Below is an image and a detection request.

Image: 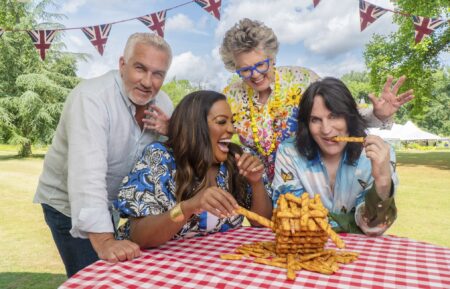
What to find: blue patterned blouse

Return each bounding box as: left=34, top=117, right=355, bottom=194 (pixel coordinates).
left=114, top=142, right=271, bottom=240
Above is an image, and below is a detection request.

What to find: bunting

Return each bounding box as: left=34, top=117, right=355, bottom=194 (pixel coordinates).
left=82, top=24, right=112, bottom=55
left=359, top=0, right=387, bottom=31
left=137, top=10, right=167, bottom=38
left=195, top=0, right=221, bottom=20
left=1, top=0, right=448, bottom=61
left=412, top=16, right=446, bottom=44
left=27, top=30, right=57, bottom=60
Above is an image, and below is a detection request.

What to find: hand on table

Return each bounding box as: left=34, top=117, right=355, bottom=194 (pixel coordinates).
left=368, top=75, right=414, bottom=122
left=89, top=232, right=141, bottom=263
left=235, top=153, right=264, bottom=184
left=143, top=104, right=170, bottom=136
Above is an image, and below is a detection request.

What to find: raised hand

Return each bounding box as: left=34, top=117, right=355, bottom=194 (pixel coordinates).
left=143, top=104, right=170, bottom=136
left=364, top=135, right=392, bottom=199
left=235, top=153, right=264, bottom=184
left=368, top=75, right=414, bottom=121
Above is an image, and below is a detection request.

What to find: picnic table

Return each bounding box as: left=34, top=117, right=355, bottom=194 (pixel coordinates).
left=60, top=227, right=450, bottom=289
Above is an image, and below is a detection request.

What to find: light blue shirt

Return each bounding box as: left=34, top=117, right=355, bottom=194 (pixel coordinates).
left=272, top=137, right=398, bottom=235
left=34, top=70, right=173, bottom=238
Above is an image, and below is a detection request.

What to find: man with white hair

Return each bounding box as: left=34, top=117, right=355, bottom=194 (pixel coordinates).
left=34, top=33, right=174, bottom=277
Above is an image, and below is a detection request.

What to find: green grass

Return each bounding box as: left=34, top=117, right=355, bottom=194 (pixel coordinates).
left=0, top=146, right=449, bottom=289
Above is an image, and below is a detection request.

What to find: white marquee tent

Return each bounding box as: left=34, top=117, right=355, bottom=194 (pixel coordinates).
left=368, top=121, right=442, bottom=141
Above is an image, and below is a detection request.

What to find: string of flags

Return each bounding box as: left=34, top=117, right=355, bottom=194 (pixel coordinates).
left=0, top=0, right=447, bottom=61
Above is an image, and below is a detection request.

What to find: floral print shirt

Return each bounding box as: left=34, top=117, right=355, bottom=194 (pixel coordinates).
left=272, top=138, right=398, bottom=236
left=114, top=142, right=272, bottom=240
left=224, top=66, right=320, bottom=181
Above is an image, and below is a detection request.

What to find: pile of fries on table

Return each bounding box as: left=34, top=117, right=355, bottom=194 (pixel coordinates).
left=221, top=193, right=359, bottom=280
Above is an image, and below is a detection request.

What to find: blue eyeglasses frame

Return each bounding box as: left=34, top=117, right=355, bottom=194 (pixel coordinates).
left=235, top=58, right=271, bottom=79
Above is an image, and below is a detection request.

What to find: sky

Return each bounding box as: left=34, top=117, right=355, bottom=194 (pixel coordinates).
left=44, top=0, right=448, bottom=90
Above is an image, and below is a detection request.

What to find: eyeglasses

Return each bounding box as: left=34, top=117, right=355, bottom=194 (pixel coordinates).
left=235, top=58, right=270, bottom=80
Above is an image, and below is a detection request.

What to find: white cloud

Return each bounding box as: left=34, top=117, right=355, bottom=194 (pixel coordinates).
left=216, top=0, right=397, bottom=58
left=165, top=13, right=209, bottom=35
left=60, top=0, right=87, bottom=14
left=166, top=51, right=228, bottom=90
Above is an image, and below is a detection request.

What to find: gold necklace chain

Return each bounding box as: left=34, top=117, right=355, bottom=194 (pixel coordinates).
left=246, top=70, right=282, bottom=157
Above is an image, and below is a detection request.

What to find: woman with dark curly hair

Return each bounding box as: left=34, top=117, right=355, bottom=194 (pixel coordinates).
left=272, top=77, right=398, bottom=236
left=114, top=90, right=272, bottom=248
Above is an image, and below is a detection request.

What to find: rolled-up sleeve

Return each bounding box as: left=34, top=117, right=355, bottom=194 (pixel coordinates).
left=67, top=90, right=113, bottom=238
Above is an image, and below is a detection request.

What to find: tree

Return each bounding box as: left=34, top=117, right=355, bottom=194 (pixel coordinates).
left=0, top=0, right=79, bottom=156
left=162, top=78, right=198, bottom=106
left=364, top=0, right=449, bottom=123
left=341, top=71, right=372, bottom=104
left=418, top=68, right=450, bottom=136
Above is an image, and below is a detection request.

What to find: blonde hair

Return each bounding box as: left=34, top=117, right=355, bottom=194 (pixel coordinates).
left=220, top=18, right=279, bottom=71
left=123, top=33, right=172, bottom=65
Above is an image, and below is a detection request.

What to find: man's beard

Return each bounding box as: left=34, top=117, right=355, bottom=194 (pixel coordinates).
left=127, top=88, right=155, bottom=106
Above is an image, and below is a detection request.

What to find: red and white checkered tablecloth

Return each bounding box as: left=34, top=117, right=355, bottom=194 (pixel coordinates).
left=60, top=227, right=450, bottom=289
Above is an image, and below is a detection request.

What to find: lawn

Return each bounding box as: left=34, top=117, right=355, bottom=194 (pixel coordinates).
left=0, top=145, right=449, bottom=289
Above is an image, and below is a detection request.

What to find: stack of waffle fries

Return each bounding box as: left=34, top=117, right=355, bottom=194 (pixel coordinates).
left=221, top=193, right=359, bottom=280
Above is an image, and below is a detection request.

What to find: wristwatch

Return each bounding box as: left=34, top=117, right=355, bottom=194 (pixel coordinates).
left=169, top=202, right=185, bottom=222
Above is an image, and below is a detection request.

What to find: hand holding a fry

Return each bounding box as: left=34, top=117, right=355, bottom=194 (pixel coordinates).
left=364, top=135, right=392, bottom=198
left=235, top=153, right=264, bottom=184
left=183, top=186, right=239, bottom=218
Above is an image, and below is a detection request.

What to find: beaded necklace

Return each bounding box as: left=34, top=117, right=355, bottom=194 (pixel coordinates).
left=246, top=70, right=282, bottom=157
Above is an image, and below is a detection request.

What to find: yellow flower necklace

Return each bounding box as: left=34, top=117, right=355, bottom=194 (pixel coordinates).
left=246, top=71, right=282, bottom=157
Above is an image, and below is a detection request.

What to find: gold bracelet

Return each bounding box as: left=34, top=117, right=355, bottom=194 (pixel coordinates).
left=169, top=202, right=185, bottom=222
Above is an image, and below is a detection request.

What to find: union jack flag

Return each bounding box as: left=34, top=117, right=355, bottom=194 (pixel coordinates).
left=313, top=0, right=320, bottom=7
left=359, top=0, right=387, bottom=32
left=195, top=0, right=221, bottom=20
left=82, top=24, right=112, bottom=55
left=27, top=29, right=57, bottom=60
left=412, top=16, right=445, bottom=44
left=138, top=10, right=167, bottom=38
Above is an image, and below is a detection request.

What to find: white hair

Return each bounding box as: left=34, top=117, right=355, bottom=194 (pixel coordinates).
left=123, top=33, right=172, bottom=65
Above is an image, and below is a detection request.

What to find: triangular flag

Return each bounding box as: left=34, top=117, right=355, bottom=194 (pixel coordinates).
left=195, top=0, right=221, bottom=20
left=82, top=24, right=112, bottom=55
left=412, top=16, right=445, bottom=44
left=0, top=28, right=4, bottom=38
left=27, top=29, right=57, bottom=60
left=137, top=10, right=167, bottom=38
left=313, top=0, right=320, bottom=7
left=359, top=0, right=388, bottom=31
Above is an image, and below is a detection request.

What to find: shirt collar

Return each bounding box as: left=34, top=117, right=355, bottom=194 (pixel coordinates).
left=307, top=149, right=357, bottom=167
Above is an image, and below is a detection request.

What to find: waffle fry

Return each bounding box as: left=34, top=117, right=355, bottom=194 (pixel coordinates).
left=332, top=136, right=365, bottom=143
left=221, top=193, right=358, bottom=280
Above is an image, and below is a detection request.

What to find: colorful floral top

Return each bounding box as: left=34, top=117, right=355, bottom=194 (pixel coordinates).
left=224, top=66, right=320, bottom=181
left=113, top=142, right=272, bottom=240
left=272, top=138, right=398, bottom=236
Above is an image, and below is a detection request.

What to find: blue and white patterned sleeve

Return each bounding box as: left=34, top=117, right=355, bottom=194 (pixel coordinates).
left=271, top=140, right=306, bottom=207
left=114, top=142, right=175, bottom=218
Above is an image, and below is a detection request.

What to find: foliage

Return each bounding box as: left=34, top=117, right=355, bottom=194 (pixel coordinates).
left=417, top=68, right=450, bottom=136
left=162, top=78, right=199, bottom=106
left=0, top=0, right=79, bottom=157
left=341, top=71, right=372, bottom=103
left=363, top=0, right=449, bottom=122
left=341, top=68, right=450, bottom=136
